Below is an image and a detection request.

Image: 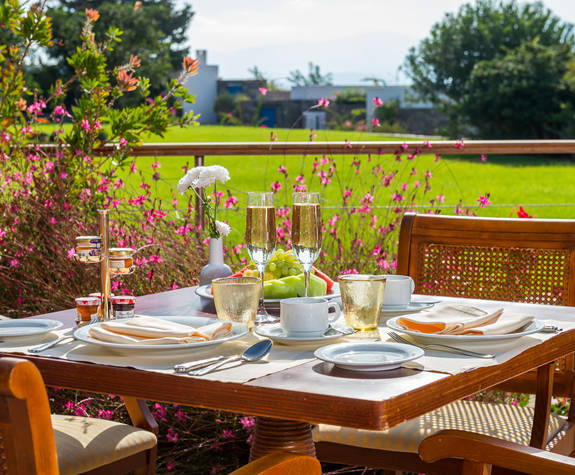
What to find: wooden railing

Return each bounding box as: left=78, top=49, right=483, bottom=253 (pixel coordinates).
left=35, top=139, right=575, bottom=227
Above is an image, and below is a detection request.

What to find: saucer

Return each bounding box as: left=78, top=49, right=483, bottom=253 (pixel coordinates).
left=255, top=323, right=346, bottom=346
left=314, top=342, right=424, bottom=371
left=381, top=302, right=434, bottom=313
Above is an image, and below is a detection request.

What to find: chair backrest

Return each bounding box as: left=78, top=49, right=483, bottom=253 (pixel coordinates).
left=398, top=212, right=575, bottom=306
left=0, top=357, right=59, bottom=474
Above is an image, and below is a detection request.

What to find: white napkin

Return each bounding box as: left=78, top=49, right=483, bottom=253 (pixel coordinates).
left=458, top=312, right=534, bottom=335
left=89, top=316, right=232, bottom=344
left=398, top=305, right=506, bottom=334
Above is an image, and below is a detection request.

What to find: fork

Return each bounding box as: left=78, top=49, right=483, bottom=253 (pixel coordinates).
left=387, top=331, right=495, bottom=359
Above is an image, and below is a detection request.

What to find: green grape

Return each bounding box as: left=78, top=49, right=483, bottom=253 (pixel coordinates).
left=268, top=262, right=276, bottom=272
left=289, top=267, right=299, bottom=276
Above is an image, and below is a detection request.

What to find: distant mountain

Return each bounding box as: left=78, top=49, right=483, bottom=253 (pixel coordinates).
left=195, top=30, right=419, bottom=86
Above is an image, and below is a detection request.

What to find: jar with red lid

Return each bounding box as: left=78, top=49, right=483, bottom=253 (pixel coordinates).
left=111, top=296, right=136, bottom=319
left=75, top=297, right=100, bottom=324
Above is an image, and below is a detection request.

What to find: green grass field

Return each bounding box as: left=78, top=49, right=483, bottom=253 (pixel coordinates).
left=40, top=124, right=575, bottom=236
left=130, top=125, right=575, bottom=225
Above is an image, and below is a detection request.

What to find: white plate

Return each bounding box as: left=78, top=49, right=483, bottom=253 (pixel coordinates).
left=0, top=319, right=63, bottom=337
left=381, top=302, right=434, bottom=314
left=74, top=316, right=249, bottom=353
left=314, top=342, right=424, bottom=371
left=255, top=323, right=346, bottom=346
left=386, top=317, right=545, bottom=348
left=195, top=283, right=340, bottom=309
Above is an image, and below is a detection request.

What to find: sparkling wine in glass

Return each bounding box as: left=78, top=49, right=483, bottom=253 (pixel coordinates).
left=245, top=192, right=278, bottom=325
left=292, top=192, right=322, bottom=297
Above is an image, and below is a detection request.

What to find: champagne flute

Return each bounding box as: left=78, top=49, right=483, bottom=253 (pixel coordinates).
left=245, top=192, right=278, bottom=325
left=292, top=192, right=322, bottom=297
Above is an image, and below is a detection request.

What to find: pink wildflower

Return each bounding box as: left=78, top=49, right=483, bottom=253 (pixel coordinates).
left=480, top=154, right=487, bottom=162
left=222, top=429, right=235, bottom=439
left=343, top=188, right=352, bottom=198
left=151, top=161, right=161, bottom=169
left=477, top=195, right=490, bottom=208
left=240, top=416, right=255, bottom=429
left=270, top=181, right=282, bottom=193
left=341, top=268, right=359, bottom=275
left=425, top=171, right=432, bottom=178
left=10, top=259, right=19, bottom=267
left=278, top=165, right=287, bottom=174
left=371, top=118, right=380, bottom=128
left=53, top=105, right=66, bottom=116
left=166, top=428, right=179, bottom=443
left=119, top=138, right=128, bottom=148
left=93, top=120, right=102, bottom=130
left=317, top=97, right=330, bottom=108
left=258, top=87, right=268, bottom=96
left=454, top=139, right=464, bottom=150
left=67, top=248, right=76, bottom=258
left=372, top=97, right=383, bottom=107
left=49, top=217, right=57, bottom=224
left=437, top=194, right=445, bottom=203
left=80, top=120, right=91, bottom=132
left=97, top=410, right=114, bottom=419
left=400, top=143, right=409, bottom=152
left=423, top=140, right=432, bottom=148
left=45, top=161, right=54, bottom=172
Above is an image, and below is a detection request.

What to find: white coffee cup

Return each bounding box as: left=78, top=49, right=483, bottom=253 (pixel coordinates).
left=280, top=297, right=340, bottom=337
left=382, top=275, right=414, bottom=307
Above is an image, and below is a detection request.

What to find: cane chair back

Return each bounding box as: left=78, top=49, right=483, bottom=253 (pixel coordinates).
left=397, top=212, right=575, bottom=307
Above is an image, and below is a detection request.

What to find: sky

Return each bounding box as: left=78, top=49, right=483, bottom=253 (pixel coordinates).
left=179, top=0, right=575, bottom=87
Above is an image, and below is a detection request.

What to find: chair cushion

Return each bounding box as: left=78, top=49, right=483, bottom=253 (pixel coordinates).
left=313, top=400, right=566, bottom=453
left=52, top=414, right=157, bottom=475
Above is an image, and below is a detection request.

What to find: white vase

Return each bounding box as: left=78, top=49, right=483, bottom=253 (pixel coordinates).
left=199, top=237, right=233, bottom=286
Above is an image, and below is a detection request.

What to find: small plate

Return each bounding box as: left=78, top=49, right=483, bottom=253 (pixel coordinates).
left=410, top=295, right=442, bottom=305
left=74, top=316, right=249, bottom=354
left=195, top=283, right=340, bottom=311
left=0, top=319, right=63, bottom=337
left=381, top=302, right=434, bottom=314
left=255, top=323, right=346, bottom=346
left=386, top=317, right=545, bottom=348
left=314, top=342, right=424, bottom=372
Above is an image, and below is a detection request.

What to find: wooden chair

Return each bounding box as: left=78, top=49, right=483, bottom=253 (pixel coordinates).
left=230, top=452, right=322, bottom=474
left=314, top=213, right=575, bottom=473
left=0, top=356, right=157, bottom=474
left=419, top=429, right=575, bottom=475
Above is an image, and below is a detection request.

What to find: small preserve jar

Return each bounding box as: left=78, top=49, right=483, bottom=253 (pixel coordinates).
left=75, top=297, right=100, bottom=324
left=109, top=248, right=134, bottom=274
left=111, top=296, right=136, bottom=319
left=75, top=236, right=102, bottom=263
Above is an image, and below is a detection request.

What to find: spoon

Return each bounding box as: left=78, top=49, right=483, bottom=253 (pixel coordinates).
left=188, top=339, right=273, bottom=376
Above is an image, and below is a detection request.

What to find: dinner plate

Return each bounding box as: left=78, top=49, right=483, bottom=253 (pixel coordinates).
left=314, top=342, right=424, bottom=371
left=386, top=317, right=545, bottom=348
left=0, top=319, right=63, bottom=337
left=74, top=316, right=249, bottom=354
left=255, top=323, right=346, bottom=346
left=195, top=283, right=341, bottom=311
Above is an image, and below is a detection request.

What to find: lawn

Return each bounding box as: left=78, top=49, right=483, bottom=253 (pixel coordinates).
left=123, top=125, right=575, bottom=234
left=40, top=124, right=575, bottom=235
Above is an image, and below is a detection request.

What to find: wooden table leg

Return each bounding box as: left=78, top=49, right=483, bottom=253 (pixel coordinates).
left=249, top=416, right=316, bottom=460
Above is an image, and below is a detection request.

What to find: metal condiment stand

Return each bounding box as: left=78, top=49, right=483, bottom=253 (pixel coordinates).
left=98, top=209, right=112, bottom=320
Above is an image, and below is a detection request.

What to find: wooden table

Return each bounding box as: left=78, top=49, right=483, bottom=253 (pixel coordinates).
left=11, top=287, right=575, bottom=460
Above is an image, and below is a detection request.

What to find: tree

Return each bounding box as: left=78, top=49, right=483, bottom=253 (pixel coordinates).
left=462, top=40, right=575, bottom=138
left=403, top=0, right=575, bottom=136
left=32, top=0, right=193, bottom=99
left=288, top=62, right=333, bottom=86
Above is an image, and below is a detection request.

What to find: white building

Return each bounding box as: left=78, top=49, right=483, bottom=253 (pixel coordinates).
left=366, top=86, right=433, bottom=123
left=182, top=50, right=218, bottom=124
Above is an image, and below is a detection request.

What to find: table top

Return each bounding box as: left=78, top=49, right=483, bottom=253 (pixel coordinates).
left=10, top=287, right=575, bottom=431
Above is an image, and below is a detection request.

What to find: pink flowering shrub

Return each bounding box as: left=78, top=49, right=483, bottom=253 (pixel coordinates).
left=0, top=4, right=206, bottom=317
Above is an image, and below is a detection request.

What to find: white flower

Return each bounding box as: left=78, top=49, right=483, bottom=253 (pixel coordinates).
left=215, top=220, right=231, bottom=237
left=177, top=165, right=230, bottom=194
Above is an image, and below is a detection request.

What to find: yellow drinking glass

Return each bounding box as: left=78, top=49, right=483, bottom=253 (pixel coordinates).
left=212, top=277, right=261, bottom=329
left=338, top=274, right=387, bottom=332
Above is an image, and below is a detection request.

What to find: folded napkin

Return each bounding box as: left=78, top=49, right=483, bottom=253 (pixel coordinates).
left=397, top=305, right=534, bottom=336
left=89, top=316, right=232, bottom=345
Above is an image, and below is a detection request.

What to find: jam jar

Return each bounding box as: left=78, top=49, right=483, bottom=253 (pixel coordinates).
left=109, top=248, right=135, bottom=274
left=75, top=297, right=100, bottom=323
left=75, top=236, right=102, bottom=263
left=111, top=296, right=136, bottom=319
